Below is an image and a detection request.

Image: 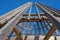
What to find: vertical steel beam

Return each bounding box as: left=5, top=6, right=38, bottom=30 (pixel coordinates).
left=28, top=5, right=32, bottom=19
left=35, top=5, right=41, bottom=19
left=43, top=21, right=49, bottom=31
left=18, top=23, right=22, bottom=32
left=30, top=22, right=32, bottom=34
left=34, top=22, right=37, bottom=34
left=36, top=22, right=40, bottom=34
left=36, top=3, right=60, bottom=30
left=34, top=35, right=39, bottom=40
left=13, top=27, right=23, bottom=40
left=0, top=2, right=32, bottom=40
left=0, top=3, right=31, bottom=28
left=44, top=25, right=56, bottom=40
left=24, top=36, right=27, bottom=40
left=40, top=21, right=46, bottom=34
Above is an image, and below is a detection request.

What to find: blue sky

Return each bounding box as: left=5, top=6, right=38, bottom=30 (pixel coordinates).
left=0, top=0, right=60, bottom=16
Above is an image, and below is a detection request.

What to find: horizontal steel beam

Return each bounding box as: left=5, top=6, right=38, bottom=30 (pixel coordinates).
left=0, top=14, right=47, bottom=28
left=23, top=13, right=45, bottom=16
left=20, top=18, right=49, bottom=22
